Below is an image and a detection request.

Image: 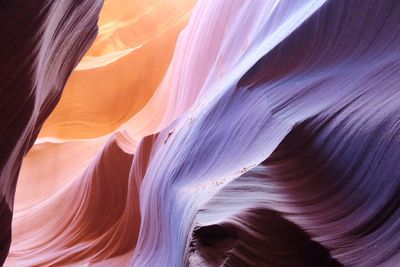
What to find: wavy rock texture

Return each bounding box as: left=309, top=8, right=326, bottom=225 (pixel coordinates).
left=131, top=0, right=400, bottom=266
left=7, top=0, right=196, bottom=265
left=39, top=0, right=196, bottom=140
left=3, top=0, right=400, bottom=266
left=0, top=0, right=102, bottom=264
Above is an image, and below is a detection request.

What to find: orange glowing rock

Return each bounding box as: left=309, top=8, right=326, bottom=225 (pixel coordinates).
left=39, top=0, right=196, bottom=140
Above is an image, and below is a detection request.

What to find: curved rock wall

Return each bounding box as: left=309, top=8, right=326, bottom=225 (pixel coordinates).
left=0, top=0, right=102, bottom=264
left=2, top=0, right=400, bottom=266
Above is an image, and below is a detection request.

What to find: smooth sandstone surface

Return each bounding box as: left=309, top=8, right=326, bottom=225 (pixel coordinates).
left=0, top=0, right=102, bottom=264
left=2, top=1, right=400, bottom=266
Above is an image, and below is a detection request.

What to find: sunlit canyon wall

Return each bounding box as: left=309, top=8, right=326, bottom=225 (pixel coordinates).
left=1, top=0, right=400, bottom=266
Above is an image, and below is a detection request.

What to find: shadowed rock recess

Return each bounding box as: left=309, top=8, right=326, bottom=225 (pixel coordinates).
left=2, top=0, right=400, bottom=266
left=0, top=0, right=103, bottom=264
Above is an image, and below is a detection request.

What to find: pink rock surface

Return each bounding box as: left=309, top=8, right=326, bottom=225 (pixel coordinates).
left=2, top=0, right=400, bottom=266
left=0, top=0, right=102, bottom=264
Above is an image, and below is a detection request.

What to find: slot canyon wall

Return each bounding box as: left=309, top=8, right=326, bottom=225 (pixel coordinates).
left=1, top=0, right=400, bottom=266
